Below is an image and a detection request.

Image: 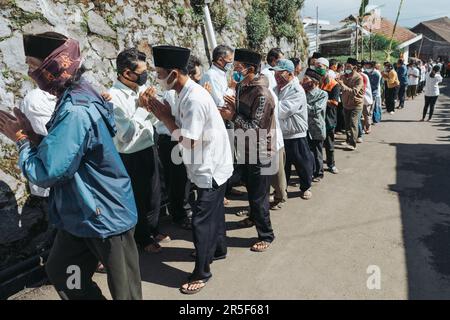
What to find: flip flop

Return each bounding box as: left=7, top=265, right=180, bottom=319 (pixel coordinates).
left=180, top=280, right=207, bottom=295
left=250, top=241, right=271, bottom=252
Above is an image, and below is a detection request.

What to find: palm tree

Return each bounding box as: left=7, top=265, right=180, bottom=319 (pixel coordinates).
left=385, top=0, right=405, bottom=62
left=343, top=0, right=371, bottom=60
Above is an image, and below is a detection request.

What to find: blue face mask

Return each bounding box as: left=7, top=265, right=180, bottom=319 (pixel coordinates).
left=233, top=71, right=245, bottom=83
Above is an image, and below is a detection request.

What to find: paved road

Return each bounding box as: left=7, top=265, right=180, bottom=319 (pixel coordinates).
left=12, top=79, right=450, bottom=300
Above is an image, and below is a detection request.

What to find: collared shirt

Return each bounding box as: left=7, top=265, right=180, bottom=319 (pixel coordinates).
left=20, top=88, right=57, bottom=197
left=174, top=79, right=233, bottom=189
left=108, top=80, right=158, bottom=154
left=200, top=64, right=228, bottom=108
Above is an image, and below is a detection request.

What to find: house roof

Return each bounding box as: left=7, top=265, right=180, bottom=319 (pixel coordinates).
left=366, top=17, right=418, bottom=44
left=417, top=17, right=450, bottom=43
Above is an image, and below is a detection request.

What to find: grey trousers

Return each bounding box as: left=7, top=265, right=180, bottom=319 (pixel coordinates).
left=45, top=228, right=142, bottom=300
left=271, top=147, right=288, bottom=203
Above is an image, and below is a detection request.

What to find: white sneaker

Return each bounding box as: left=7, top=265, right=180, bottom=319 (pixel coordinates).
left=389, top=111, right=395, bottom=115
left=357, top=137, right=363, bottom=143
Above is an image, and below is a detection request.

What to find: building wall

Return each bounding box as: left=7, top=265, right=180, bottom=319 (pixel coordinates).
left=410, top=24, right=450, bottom=61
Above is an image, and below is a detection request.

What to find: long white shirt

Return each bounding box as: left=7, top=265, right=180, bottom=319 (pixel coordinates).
left=268, top=88, right=284, bottom=151
left=424, top=73, right=443, bottom=97
left=261, top=64, right=277, bottom=91
left=174, top=79, right=233, bottom=189
left=108, top=80, right=158, bottom=154
left=408, top=67, right=420, bottom=86
left=199, top=64, right=228, bottom=108
left=19, top=88, right=57, bottom=197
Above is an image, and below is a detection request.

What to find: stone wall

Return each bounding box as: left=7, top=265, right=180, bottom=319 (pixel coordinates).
left=0, top=0, right=308, bottom=273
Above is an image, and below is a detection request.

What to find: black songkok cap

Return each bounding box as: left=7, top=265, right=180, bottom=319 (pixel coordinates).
left=152, top=45, right=191, bottom=70
left=305, top=68, right=323, bottom=82
left=347, top=58, right=360, bottom=66
left=234, top=48, right=262, bottom=66
left=23, top=34, right=67, bottom=60
left=311, top=52, right=322, bottom=59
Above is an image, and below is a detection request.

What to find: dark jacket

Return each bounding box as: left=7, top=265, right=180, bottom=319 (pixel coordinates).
left=233, top=74, right=276, bottom=162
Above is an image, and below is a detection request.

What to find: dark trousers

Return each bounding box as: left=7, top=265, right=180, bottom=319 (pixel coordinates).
left=190, top=181, right=227, bottom=281
left=120, top=145, right=161, bottom=247
left=324, top=128, right=335, bottom=168
left=284, top=137, right=313, bottom=192
left=336, top=103, right=345, bottom=132
left=45, top=228, right=142, bottom=300
left=308, top=138, right=324, bottom=178
left=422, top=96, right=438, bottom=120
left=157, top=134, right=192, bottom=223
left=407, top=84, right=418, bottom=98
left=385, top=87, right=397, bottom=112
left=238, top=163, right=275, bottom=243
left=398, top=83, right=407, bottom=107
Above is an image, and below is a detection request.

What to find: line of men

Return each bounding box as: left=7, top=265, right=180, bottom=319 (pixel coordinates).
left=0, top=31, right=387, bottom=299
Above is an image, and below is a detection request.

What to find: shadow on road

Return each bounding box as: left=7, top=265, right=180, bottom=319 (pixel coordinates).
left=389, top=79, right=450, bottom=299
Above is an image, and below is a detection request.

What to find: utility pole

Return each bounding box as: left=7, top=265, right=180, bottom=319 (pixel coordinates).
left=315, top=6, right=319, bottom=52
left=203, top=0, right=217, bottom=56
left=355, top=22, right=359, bottom=60
left=369, top=27, right=373, bottom=60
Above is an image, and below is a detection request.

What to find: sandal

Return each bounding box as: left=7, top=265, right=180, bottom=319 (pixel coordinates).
left=251, top=241, right=271, bottom=252
left=96, top=263, right=107, bottom=274
left=155, top=234, right=171, bottom=243
left=235, top=208, right=250, bottom=217
left=180, top=280, right=207, bottom=295
left=300, top=189, right=312, bottom=200
left=144, top=242, right=162, bottom=253
left=238, top=217, right=254, bottom=228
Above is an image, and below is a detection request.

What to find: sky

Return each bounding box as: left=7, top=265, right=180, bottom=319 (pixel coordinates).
left=302, top=0, right=450, bottom=27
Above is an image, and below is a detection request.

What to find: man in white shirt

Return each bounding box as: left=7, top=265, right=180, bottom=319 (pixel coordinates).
left=108, top=48, right=168, bottom=254
left=407, top=62, right=420, bottom=100
left=145, top=45, right=233, bottom=295
left=261, top=47, right=284, bottom=91
left=156, top=55, right=206, bottom=230
left=19, top=88, right=57, bottom=197
left=199, top=45, right=234, bottom=108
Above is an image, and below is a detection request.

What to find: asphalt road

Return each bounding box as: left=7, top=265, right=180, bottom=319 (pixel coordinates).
left=11, top=79, right=450, bottom=300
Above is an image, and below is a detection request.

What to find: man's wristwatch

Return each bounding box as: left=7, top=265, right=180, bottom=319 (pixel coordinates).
left=15, top=137, right=29, bottom=151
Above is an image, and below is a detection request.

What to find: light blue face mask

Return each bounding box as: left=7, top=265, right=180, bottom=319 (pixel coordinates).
left=233, top=70, right=246, bottom=83
left=345, top=69, right=353, bottom=75
left=224, top=62, right=234, bottom=72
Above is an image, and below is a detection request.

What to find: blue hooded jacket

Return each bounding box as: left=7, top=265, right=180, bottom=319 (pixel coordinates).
left=19, top=79, right=138, bottom=238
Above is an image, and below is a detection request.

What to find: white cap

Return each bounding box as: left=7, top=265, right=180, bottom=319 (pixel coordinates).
left=316, top=57, right=329, bottom=68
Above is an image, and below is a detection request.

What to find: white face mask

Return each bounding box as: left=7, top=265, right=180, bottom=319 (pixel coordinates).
left=156, top=70, right=177, bottom=91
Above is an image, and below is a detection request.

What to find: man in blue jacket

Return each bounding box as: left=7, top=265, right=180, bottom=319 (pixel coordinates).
left=0, top=32, right=142, bottom=300
left=395, top=59, right=408, bottom=109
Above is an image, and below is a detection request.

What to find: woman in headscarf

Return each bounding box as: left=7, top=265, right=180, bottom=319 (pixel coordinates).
left=0, top=32, right=142, bottom=300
